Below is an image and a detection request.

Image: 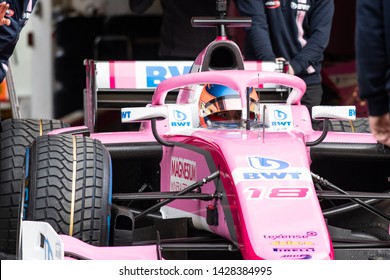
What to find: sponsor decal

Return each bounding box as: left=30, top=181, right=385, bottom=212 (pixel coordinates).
left=170, top=156, right=197, bottom=191
left=146, top=65, right=191, bottom=87
left=264, top=231, right=318, bottom=240
left=169, top=108, right=193, bottom=130
left=271, top=110, right=292, bottom=127
left=281, top=254, right=312, bottom=259
left=233, top=157, right=311, bottom=182
left=173, top=110, right=187, bottom=121
left=241, top=157, right=309, bottom=181
left=121, top=110, right=131, bottom=119
left=265, top=1, right=281, bottom=9
left=171, top=110, right=191, bottom=127
left=40, top=233, right=54, bottom=260
left=264, top=105, right=293, bottom=131
left=248, top=157, right=289, bottom=170
left=271, top=241, right=314, bottom=246
left=274, top=109, right=287, bottom=120
left=290, top=1, right=310, bottom=11
left=243, top=172, right=303, bottom=180
left=271, top=110, right=291, bottom=126
left=273, top=247, right=315, bottom=252
left=271, top=120, right=292, bottom=127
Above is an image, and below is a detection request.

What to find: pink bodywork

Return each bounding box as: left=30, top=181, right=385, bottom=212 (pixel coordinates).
left=49, top=68, right=376, bottom=260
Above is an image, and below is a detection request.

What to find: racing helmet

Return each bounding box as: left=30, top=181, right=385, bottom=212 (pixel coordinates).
left=199, top=84, right=259, bottom=128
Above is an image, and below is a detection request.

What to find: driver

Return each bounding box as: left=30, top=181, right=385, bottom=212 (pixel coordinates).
left=199, top=84, right=259, bottom=128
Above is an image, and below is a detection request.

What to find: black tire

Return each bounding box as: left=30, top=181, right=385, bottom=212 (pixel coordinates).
left=23, top=134, right=112, bottom=248
left=0, top=119, right=69, bottom=256
left=317, top=118, right=371, bottom=133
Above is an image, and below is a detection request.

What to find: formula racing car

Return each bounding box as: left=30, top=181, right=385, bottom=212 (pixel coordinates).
left=1, top=0, right=390, bottom=260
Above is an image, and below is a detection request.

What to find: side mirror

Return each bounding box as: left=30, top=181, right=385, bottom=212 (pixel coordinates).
left=312, top=106, right=356, bottom=121
left=121, top=107, right=168, bottom=123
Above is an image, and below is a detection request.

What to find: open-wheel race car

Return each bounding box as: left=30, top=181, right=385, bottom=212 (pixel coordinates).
left=1, top=0, right=390, bottom=261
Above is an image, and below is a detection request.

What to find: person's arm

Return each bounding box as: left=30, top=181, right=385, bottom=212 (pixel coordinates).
left=0, top=2, right=11, bottom=26
left=356, top=0, right=390, bottom=117
left=0, top=1, right=10, bottom=82
left=128, top=0, right=155, bottom=14
left=236, top=0, right=275, bottom=60
left=356, top=0, right=390, bottom=147
left=289, top=0, right=334, bottom=77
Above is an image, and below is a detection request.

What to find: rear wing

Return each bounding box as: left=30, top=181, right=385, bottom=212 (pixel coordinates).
left=84, top=59, right=290, bottom=132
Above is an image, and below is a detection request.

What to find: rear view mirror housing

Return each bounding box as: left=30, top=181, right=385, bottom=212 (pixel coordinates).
left=121, top=107, right=168, bottom=123
left=312, top=106, right=356, bottom=121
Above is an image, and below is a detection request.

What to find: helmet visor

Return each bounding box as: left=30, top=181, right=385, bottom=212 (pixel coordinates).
left=202, top=95, right=242, bottom=116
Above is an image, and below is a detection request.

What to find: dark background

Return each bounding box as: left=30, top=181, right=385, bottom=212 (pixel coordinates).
left=53, top=0, right=361, bottom=120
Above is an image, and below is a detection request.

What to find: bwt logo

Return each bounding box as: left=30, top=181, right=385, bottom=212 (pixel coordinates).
left=271, top=109, right=291, bottom=127
left=248, top=157, right=290, bottom=170
left=271, top=121, right=292, bottom=126
left=40, top=233, right=54, bottom=260
left=173, top=110, right=187, bottom=121
left=171, top=110, right=191, bottom=127
left=349, top=109, right=356, bottom=117
left=146, top=66, right=191, bottom=87
left=274, top=110, right=288, bottom=120
left=121, top=111, right=131, bottom=119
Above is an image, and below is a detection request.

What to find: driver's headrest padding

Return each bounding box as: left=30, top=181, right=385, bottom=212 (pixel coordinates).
left=201, top=41, right=245, bottom=71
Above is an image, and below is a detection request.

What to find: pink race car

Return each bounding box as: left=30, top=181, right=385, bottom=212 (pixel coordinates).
left=2, top=1, right=390, bottom=261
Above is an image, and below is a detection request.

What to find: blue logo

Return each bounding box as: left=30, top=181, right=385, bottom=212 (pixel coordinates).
left=170, top=110, right=191, bottom=128
left=248, top=157, right=290, bottom=170
left=173, top=110, right=187, bottom=121
left=40, top=233, right=54, bottom=260
left=121, top=111, right=131, bottom=119
left=274, top=110, right=287, bottom=120
left=146, top=66, right=191, bottom=87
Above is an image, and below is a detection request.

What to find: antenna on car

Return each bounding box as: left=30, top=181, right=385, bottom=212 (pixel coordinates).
left=191, top=0, right=252, bottom=37
left=216, top=0, right=228, bottom=37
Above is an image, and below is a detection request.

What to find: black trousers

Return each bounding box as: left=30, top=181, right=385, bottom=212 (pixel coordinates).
left=301, top=83, right=323, bottom=116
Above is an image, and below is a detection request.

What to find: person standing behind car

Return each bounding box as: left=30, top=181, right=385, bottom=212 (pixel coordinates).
left=356, top=0, right=390, bottom=147
left=235, top=0, right=334, bottom=116
left=128, top=0, right=217, bottom=60
left=0, top=1, right=37, bottom=83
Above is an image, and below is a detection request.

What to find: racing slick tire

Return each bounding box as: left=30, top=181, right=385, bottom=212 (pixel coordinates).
left=22, top=134, right=112, bottom=249
left=317, top=118, right=371, bottom=133
left=0, top=119, right=68, bottom=256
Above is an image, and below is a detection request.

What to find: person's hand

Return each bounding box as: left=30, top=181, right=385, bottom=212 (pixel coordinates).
left=369, top=113, right=390, bottom=147
left=276, top=57, right=294, bottom=75
left=0, top=2, right=11, bottom=26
